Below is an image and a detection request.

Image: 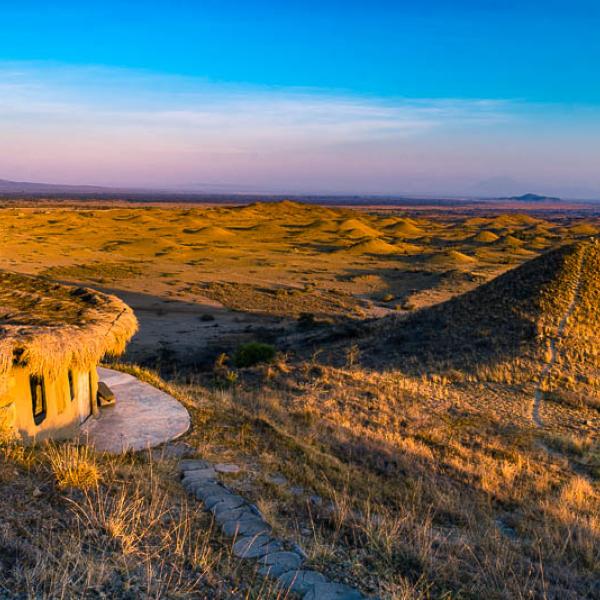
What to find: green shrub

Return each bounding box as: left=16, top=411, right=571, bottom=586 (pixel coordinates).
left=233, top=342, right=276, bottom=368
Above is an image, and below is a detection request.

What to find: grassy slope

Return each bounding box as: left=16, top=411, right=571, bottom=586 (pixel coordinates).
left=368, top=242, right=589, bottom=384
left=543, top=242, right=600, bottom=419
left=552, top=242, right=600, bottom=388
left=1, top=356, right=599, bottom=599
left=1, top=209, right=600, bottom=598
left=0, top=384, right=289, bottom=599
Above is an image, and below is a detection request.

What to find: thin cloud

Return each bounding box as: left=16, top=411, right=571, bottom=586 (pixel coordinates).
left=0, top=62, right=513, bottom=147
left=2, top=62, right=599, bottom=196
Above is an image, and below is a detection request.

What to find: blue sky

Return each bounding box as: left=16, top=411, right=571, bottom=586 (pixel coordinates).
left=2, top=1, right=600, bottom=196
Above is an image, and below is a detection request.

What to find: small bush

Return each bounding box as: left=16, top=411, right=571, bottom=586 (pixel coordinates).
left=233, top=342, right=276, bottom=368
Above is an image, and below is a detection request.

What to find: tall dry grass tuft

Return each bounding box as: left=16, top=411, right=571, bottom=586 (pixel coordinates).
left=62, top=463, right=220, bottom=596
left=559, top=476, right=596, bottom=511
left=45, top=443, right=101, bottom=490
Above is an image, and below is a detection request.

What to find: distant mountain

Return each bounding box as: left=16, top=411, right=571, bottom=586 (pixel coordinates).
left=505, top=193, right=561, bottom=203
left=0, top=178, right=117, bottom=195
left=0, top=177, right=596, bottom=206
left=470, top=177, right=600, bottom=201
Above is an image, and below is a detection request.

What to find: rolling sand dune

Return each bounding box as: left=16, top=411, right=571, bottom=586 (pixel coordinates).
left=384, top=219, right=424, bottom=236
left=337, top=218, right=382, bottom=238
left=472, top=230, right=500, bottom=243
left=429, top=250, right=478, bottom=265
left=340, top=238, right=399, bottom=254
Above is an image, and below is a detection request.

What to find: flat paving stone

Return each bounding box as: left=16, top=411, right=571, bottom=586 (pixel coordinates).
left=211, top=498, right=248, bottom=517
left=186, top=480, right=213, bottom=496
left=277, top=570, right=327, bottom=595
left=182, top=468, right=216, bottom=483
left=232, top=535, right=282, bottom=559
left=259, top=550, right=304, bottom=567
left=183, top=477, right=218, bottom=494
left=214, top=506, right=254, bottom=525
left=179, top=459, right=211, bottom=472
left=194, top=483, right=228, bottom=501
left=304, top=582, right=366, bottom=599
left=257, top=551, right=303, bottom=578
left=81, top=368, right=190, bottom=453
left=209, top=494, right=248, bottom=514
left=204, top=492, right=240, bottom=510
left=214, top=463, right=241, bottom=473
left=222, top=516, right=270, bottom=537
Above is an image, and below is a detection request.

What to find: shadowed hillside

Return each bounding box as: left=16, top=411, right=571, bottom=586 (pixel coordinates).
left=372, top=241, right=597, bottom=382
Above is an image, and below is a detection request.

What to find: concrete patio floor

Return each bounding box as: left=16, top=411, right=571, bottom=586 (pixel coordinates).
left=80, top=367, right=190, bottom=453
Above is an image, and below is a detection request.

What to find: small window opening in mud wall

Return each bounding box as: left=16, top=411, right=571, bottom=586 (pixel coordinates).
left=30, top=375, right=47, bottom=425
left=89, top=371, right=96, bottom=409
left=68, top=370, right=75, bottom=401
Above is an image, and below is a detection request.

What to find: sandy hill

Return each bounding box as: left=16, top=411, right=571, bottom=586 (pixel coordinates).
left=499, top=234, right=524, bottom=247
left=385, top=219, right=424, bottom=237
left=337, top=218, right=382, bottom=238
left=372, top=241, right=599, bottom=380
left=429, top=250, right=477, bottom=266
left=570, top=222, right=599, bottom=236
left=488, top=214, right=542, bottom=229
left=193, top=226, right=234, bottom=240
left=472, top=230, right=500, bottom=243
left=239, top=200, right=340, bottom=221
left=340, top=238, right=398, bottom=254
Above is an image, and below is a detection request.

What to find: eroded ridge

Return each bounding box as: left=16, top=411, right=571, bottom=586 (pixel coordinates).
left=532, top=245, right=588, bottom=428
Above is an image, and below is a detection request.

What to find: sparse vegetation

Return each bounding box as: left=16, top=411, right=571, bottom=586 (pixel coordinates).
left=1, top=201, right=599, bottom=598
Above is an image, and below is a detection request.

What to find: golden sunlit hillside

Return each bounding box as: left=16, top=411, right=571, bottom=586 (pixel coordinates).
left=1, top=201, right=599, bottom=599
left=4, top=3, right=600, bottom=598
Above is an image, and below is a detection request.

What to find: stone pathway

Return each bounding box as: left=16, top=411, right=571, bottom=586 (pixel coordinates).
left=80, top=367, right=190, bottom=453
left=179, top=459, right=367, bottom=599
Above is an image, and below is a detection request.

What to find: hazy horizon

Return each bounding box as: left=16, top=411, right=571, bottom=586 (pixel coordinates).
left=2, top=2, right=600, bottom=197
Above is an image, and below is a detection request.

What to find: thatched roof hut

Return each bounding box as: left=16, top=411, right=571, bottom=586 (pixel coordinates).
left=0, top=271, right=138, bottom=442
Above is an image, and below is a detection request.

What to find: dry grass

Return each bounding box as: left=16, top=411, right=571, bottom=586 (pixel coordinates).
left=1, top=351, right=598, bottom=598
left=371, top=242, right=590, bottom=384
left=0, top=440, right=292, bottom=598
left=45, top=443, right=101, bottom=490
left=166, top=358, right=599, bottom=599
left=1, top=203, right=599, bottom=598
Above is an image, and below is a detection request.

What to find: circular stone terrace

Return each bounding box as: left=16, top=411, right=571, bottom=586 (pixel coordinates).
left=80, top=367, right=190, bottom=453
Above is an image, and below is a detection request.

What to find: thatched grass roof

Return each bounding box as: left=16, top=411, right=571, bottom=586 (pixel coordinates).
left=0, top=271, right=138, bottom=378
